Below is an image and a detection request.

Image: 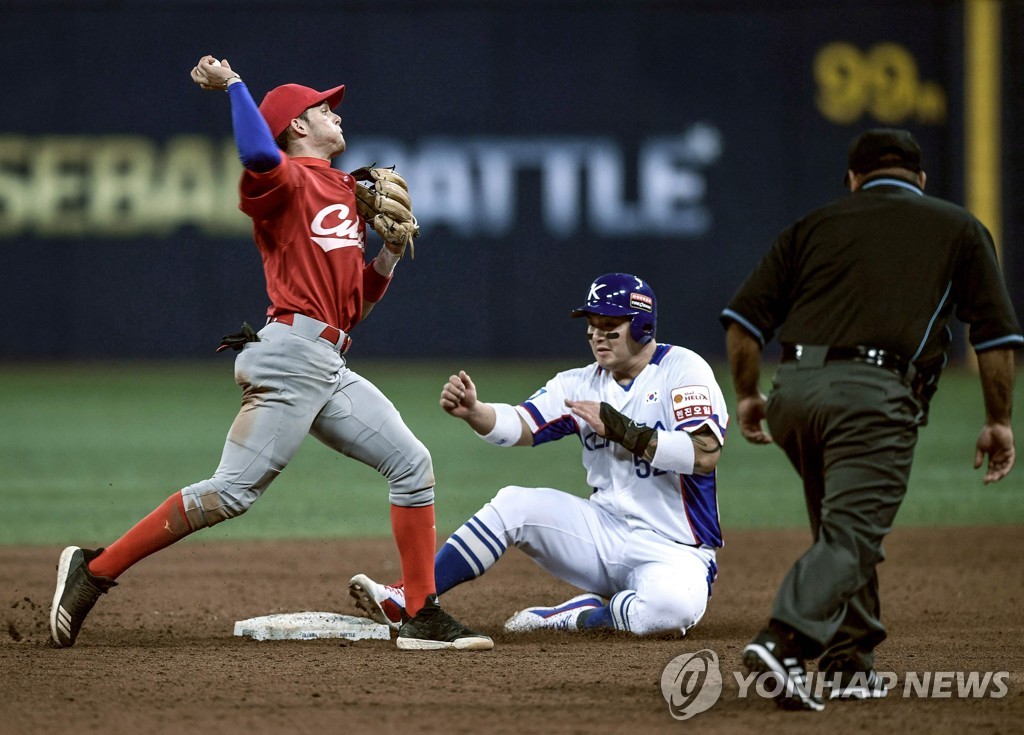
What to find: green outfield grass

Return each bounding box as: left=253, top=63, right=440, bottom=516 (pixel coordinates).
left=1, top=359, right=1020, bottom=546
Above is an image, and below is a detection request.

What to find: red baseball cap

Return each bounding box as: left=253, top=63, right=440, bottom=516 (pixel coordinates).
left=258, top=83, right=346, bottom=138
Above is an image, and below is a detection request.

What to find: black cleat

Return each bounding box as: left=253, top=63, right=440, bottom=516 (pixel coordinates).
left=742, top=628, right=825, bottom=712
left=50, top=546, right=117, bottom=648
left=826, top=669, right=889, bottom=700
left=396, top=594, right=493, bottom=651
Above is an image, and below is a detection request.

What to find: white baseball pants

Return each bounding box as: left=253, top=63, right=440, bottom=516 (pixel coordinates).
left=457, top=485, right=717, bottom=635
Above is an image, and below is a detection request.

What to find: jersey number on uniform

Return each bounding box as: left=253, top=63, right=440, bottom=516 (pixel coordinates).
left=633, top=455, right=667, bottom=479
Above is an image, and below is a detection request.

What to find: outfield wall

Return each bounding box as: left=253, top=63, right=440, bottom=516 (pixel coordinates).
left=2, top=1, right=1019, bottom=360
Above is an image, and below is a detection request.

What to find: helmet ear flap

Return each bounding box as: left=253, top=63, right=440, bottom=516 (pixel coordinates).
left=631, top=315, right=656, bottom=345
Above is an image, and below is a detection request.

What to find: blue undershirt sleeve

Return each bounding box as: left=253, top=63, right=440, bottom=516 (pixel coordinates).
left=226, top=82, right=281, bottom=172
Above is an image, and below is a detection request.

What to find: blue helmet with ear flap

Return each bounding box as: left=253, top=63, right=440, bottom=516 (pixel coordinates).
left=569, top=273, right=657, bottom=345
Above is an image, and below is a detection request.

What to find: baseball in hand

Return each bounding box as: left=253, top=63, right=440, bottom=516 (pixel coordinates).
left=210, top=60, right=222, bottom=67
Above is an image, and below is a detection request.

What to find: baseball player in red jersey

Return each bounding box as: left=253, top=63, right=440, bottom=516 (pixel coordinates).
left=48, top=55, right=492, bottom=651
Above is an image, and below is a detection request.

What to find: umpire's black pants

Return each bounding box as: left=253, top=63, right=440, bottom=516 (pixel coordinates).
left=765, top=356, right=922, bottom=672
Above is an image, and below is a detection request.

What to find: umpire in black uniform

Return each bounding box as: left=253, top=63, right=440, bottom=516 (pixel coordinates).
left=721, top=128, right=1022, bottom=711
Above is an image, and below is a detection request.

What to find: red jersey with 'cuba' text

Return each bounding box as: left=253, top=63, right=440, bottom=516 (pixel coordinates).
left=239, top=155, right=367, bottom=332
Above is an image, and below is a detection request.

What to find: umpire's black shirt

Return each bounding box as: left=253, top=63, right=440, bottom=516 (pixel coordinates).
left=721, top=176, right=1023, bottom=376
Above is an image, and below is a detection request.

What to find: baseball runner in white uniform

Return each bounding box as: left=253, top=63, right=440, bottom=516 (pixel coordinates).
left=350, top=273, right=729, bottom=635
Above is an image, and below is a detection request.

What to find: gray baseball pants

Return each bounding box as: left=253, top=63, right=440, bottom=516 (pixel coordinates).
left=180, top=315, right=435, bottom=529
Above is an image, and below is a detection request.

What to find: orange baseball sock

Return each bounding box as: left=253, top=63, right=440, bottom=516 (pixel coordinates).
left=390, top=504, right=437, bottom=617
left=87, top=492, right=193, bottom=580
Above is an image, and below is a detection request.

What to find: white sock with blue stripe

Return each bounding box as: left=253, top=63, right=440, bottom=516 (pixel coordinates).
left=434, top=507, right=508, bottom=594
left=578, top=590, right=635, bottom=631
left=608, top=590, right=637, bottom=631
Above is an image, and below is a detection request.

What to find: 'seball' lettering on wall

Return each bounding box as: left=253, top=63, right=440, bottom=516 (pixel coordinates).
left=0, top=124, right=723, bottom=239
left=0, top=135, right=249, bottom=237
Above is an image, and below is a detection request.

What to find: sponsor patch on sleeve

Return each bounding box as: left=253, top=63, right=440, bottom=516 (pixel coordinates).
left=671, top=385, right=712, bottom=422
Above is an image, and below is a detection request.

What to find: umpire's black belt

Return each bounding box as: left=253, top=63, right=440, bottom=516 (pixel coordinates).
left=781, top=343, right=909, bottom=376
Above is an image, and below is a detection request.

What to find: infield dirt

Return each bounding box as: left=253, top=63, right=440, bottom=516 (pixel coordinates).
left=2, top=526, right=1021, bottom=734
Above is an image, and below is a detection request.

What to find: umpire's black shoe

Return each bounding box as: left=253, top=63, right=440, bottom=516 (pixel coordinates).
left=396, top=594, right=493, bottom=651
left=825, top=668, right=889, bottom=700
left=50, top=546, right=117, bottom=648
left=742, top=628, right=825, bottom=712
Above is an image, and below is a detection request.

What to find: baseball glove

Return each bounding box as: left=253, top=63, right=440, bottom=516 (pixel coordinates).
left=350, top=166, right=420, bottom=257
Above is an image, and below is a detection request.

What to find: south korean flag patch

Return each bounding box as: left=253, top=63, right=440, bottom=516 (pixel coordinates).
left=671, top=385, right=712, bottom=422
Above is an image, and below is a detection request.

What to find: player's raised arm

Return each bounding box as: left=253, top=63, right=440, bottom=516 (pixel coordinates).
left=440, top=370, right=531, bottom=446
left=191, top=54, right=281, bottom=173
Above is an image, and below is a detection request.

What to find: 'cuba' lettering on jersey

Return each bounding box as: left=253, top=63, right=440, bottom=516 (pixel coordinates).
left=310, top=203, right=364, bottom=253
left=671, top=385, right=712, bottom=422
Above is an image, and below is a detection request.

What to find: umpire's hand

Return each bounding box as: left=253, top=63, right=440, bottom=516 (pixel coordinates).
left=737, top=394, right=773, bottom=444
left=975, top=423, right=1015, bottom=484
